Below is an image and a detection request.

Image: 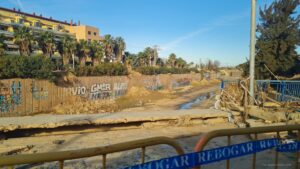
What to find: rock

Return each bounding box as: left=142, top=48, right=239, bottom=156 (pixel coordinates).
left=53, top=140, right=65, bottom=145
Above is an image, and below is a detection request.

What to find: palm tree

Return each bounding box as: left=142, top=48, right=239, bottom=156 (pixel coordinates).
left=114, top=37, right=126, bottom=63
left=60, top=35, right=76, bottom=67
left=176, top=57, right=187, bottom=68
left=38, top=31, right=56, bottom=57
left=136, top=51, right=148, bottom=67
left=167, top=53, right=177, bottom=68
left=90, top=40, right=104, bottom=66
left=103, top=34, right=115, bottom=62
left=14, top=26, right=33, bottom=56
left=0, top=34, right=7, bottom=56
left=76, top=40, right=90, bottom=66
left=156, top=58, right=165, bottom=67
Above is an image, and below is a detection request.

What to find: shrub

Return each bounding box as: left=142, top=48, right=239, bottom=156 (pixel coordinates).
left=0, top=55, right=56, bottom=80
left=75, top=63, right=128, bottom=76
left=136, top=66, right=199, bottom=75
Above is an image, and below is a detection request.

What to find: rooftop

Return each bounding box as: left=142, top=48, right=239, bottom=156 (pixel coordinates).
left=0, top=7, right=76, bottom=26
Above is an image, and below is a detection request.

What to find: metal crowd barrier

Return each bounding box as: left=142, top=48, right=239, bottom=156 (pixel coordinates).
left=194, top=124, right=300, bottom=169
left=0, top=136, right=185, bottom=169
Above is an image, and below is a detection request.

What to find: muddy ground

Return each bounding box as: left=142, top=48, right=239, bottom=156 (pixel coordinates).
left=0, top=80, right=295, bottom=169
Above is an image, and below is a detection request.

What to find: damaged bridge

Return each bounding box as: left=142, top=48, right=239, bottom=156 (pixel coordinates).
left=0, top=109, right=238, bottom=138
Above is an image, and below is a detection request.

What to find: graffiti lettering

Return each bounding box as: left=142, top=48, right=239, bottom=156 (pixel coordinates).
left=91, top=83, right=111, bottom=92
left=71, top=86, right=86, bottom=96
left=90, top=83, right=112, bottom=100
left=65, top=83, right=128, bottom=100
left=114, top=83, right=128, bottom=97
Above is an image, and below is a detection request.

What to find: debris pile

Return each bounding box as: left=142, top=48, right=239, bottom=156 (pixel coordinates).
left=218, top=79, right=300, bottom=124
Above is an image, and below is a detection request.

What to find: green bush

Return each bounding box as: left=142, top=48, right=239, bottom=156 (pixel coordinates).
left=0, top=55, right=56, bottom=80
left=136, top=66, right=199, bottom=75
left=75, top=63, right=128, bottom=76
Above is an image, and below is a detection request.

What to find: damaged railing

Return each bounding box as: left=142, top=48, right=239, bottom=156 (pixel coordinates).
left=0, top=137, right=184, bottom=169
left=256, top=80, right=300, bottom=102
left=194, top=124, right=300, bottom=169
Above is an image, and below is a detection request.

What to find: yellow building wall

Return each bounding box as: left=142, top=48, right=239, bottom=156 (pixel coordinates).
left=0, top=8, right=102, bottom=41
left=67, top=25, right=102, bottom=41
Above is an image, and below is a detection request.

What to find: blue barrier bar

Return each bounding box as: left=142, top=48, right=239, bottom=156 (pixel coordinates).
left=125, top=138, right=300, bottom=169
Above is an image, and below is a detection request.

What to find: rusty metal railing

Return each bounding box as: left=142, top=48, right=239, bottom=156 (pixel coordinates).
left=194, top=124, right=300, bottom=169
left=0, top=136, right=184, bottom=169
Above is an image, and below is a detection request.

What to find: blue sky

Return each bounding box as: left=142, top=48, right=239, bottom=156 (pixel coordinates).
left=1, top=0, right=299, bottom=66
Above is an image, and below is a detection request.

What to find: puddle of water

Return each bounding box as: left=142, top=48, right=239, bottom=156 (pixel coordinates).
left=179, top=92, right=214, bottom=110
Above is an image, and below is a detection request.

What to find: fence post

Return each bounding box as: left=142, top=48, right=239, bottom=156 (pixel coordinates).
left=281, top=82, right=286, bottom=102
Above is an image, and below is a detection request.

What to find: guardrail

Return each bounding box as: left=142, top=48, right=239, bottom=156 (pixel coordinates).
left=0, top=137, right=184, bottom=169
left=194, top=124, right=300, bottom=169
left=256, top=80, right=300, bottom=102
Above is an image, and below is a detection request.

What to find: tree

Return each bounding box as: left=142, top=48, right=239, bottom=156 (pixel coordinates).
left=103, top=34, right=115, bottom=62
left=136, top=51, right=148, bottom=67
left=38, top=31, right=56, bottom=57
left=124, top=51, right=137, bottom=68
left=14, top=26, right=33, bottom=56
left=60, top=35, right=76, bottom=66
left=156, top=58, right=165, bottom=67
left=90, top=40, right=104, bottom=66
left=144, top=47, right=155, bottom=66
left=176, top=57, right=187, bottom=68
left=0, top=34, right=7, bottom=55
left=76, top=40, right=91, bottom=66
left=167, top=53, right=177, bottom=68
left=114, top=37, right=126, bottom=63
left=255, top=0, right=300, bottom=79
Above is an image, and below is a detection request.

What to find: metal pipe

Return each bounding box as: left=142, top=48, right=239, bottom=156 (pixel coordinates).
left=195, top=124, right=300, bottom=152
left=0, top=137, right=184, bottom=166
left=252, top=133, right=257, bottom=169
left=275, top=132, right=280, bottom=169
left=141, top=147, right=146, bottom=164
left=102, top=154, right=106, bottom=169
left=249, top=0, right=257, bottom=105
left=226, top=136, right=231, bottom=169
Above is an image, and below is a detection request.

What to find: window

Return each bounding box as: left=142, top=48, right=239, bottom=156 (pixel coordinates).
left=88, top=31, right=91, bottom=35
left=94, top=32, right=97, bottom=36
left=34, top=21, right=41, bottom=27
left=18, top=18, right=24, bottom=24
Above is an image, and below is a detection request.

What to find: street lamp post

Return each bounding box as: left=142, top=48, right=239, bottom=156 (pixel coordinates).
left=249, top=0, right=257, bottom=104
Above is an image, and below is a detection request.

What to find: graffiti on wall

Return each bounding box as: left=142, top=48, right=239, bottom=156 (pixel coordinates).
left=31, top=81, right=48, bottom=100
left=114, top=83, right=128, bottom=97
left=0, top=81, right=22, bottom=112
left=171, top=78, right=191, bottom=89
left=69, top=86, right=87, bottom=96
left=90, top=83, right=112, bottom=100
left=65, top=82, right=128, bottom=100
left=144, top=77, right=163, bottom=91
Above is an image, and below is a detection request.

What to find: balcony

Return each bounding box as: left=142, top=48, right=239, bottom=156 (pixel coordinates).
left=0, top=21, right=75, bottom=37
left=0, top=30, right=14, bottom=38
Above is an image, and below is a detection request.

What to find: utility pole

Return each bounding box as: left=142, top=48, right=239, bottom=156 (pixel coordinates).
left=249, top=0, right=257, bottom=104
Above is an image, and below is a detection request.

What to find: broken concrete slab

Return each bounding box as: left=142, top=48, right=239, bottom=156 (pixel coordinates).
left=0, top=109, right=239, bottom=132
